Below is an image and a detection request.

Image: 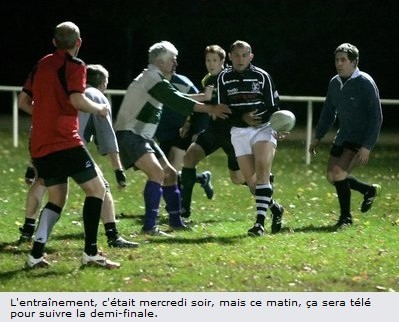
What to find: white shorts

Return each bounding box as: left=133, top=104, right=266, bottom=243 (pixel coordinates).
left=230, top=124, right=277, bottom=157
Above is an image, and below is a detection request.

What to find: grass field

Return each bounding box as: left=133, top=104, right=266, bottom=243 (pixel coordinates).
left=0, top=120, right=398, bottom=292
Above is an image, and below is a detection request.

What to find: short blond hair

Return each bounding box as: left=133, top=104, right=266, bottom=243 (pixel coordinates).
left=53, top=21, right=80, bottom=50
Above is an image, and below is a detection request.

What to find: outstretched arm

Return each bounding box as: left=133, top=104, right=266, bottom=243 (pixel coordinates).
left=193, top=102, right=231, bottom=120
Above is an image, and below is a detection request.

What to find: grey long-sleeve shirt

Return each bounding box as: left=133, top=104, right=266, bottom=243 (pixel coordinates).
left=79, top=86, right=119, bottom=155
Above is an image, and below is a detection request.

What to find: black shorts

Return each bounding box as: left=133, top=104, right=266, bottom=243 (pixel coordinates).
left=32, top=146, right=98, bottom=187
left=159, top=135, right=193, bottom=156
left=116, top=130, right=166, bottom=170
left=330, top=141, right=361, bottom=157
left=195, top=126, right=240, bottom=172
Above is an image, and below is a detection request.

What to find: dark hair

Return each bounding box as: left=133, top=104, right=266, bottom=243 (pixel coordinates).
left=230, top=40, right=252, bottom=53
left=204, top=45, right=226, bottom=60
left=86, top=64, right=109, bottom=88
left=334, top=43, right=359, bottom=64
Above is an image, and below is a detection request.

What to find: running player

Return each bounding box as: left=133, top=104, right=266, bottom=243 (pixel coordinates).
left=309, top=43, right=382, bottom=229
left=217, top=40, right=284, bottom=236
left=180, top=44, right=245, bottom=219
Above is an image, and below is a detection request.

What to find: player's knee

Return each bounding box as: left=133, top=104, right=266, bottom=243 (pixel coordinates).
left=163, top=167, right=177, bottom=185
left=326, top=172, right=334, bottom=184
left=184, top=147, right=204, bottom=167
left=85, top=179, right=106, bottom=199
left=327, top=166, right=345, bottom=183
left=146, top=166, right=166, bottom=184
left=183, top=152, right=196, bottom=167
left=95, top=182, right=106, bottom=199
left=230, top=175, right=245, bottom=185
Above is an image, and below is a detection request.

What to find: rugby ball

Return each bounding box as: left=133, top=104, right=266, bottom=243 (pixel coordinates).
left=269, top=110, right=296, bottom=132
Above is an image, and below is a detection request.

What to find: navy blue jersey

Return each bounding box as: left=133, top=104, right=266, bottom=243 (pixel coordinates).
left=155, top=73, right=208, bottom=142
left=315, top=68, right=382, bottom=150
left=217, top=64, right=279, bottom=127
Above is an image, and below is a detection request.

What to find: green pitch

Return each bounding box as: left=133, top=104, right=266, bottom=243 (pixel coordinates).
left=0, top=127, right=398, bottom=291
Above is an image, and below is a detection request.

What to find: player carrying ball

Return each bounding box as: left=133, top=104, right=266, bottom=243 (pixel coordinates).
left=217, top=40, right=285, bottom=236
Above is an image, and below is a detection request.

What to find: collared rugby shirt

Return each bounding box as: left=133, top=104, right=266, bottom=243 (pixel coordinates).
left=217, top=64, right=279, bottom=127
left=22, top=49, right=86, bottom=158
left=114, top=64, right=197, bottom=139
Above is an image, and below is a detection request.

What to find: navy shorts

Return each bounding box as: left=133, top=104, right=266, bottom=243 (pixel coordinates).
left=330, top=141, right=361, bottom=157
left=32, top=145, right=98, bottom=186
left=159, top=135, right=193, bottom=157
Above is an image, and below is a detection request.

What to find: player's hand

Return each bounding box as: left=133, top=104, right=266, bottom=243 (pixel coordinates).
left=210, top=104, right=231, bottom=120
left=243, top=110, right=262, bottom=127
left=98, top=104, right=110, bottom=118
left=179, top=120, right=191, bottom=138
left=114, top=169, right=127, bottom=188
left=275, top=131, right=290, bottom=140
left=356, top=147, right=370, bottom=166
left=24, top=166, right=36, bottom=185
left=308, top=140, right=320, bottom=155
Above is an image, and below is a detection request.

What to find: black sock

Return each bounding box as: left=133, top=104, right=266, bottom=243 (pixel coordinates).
left=255, top=184, right=272, bottom=226
left=31, top=241, right=45, bottom=259
left=334, top=179, right=351, bottom=218
left=83, top=197, right=102, bottom=256
left=347, top=176, right=372, bottom=195
left=104, top=222, right=118, bottom=241
left=22, top=218, right=36, bottom=236
left=255, top=215, right=265, bottom=226
left=181, top=167, right=196, bottom=211
left=196, top=173, right=205, bottom=185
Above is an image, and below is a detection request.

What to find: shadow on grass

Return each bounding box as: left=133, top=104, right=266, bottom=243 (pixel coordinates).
left=0, top=266, right=64, bottom=282
left=0, top=241, right=57, bottom=255
left=51, top=232, right=84, bottom=241
left=117, top=213, right=223, bottom=225
left=183, top=218, right=221, bottom=224
left=117, top=212, right=143, bottom=220
left=0, top=241, right=28, bottom=255
left=145, top=234, right=248, bottom=245
left=281, top=224, right=338, bottom=233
